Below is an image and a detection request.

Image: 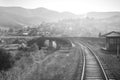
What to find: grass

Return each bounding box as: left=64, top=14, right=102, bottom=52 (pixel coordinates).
left=24, top=47, right=80, bottom=80
left=0, top=37, right=81, bottom=80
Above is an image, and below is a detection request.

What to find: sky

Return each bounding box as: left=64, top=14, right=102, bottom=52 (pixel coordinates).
left=0, top=0, right=120, bottom=14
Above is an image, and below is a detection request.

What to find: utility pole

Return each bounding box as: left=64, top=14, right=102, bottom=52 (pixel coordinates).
left=117, top=44, right=119, bottom=58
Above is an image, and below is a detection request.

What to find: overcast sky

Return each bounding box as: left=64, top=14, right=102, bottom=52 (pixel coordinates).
left=0, top=0, right=120, bottom=14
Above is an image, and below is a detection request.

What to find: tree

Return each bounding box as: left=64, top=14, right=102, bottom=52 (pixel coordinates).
left=0, top=48, right=14, bottom=71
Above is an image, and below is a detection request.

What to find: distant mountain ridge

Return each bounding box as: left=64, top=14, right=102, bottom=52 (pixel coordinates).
left=0, top=7, right=79, bottom=28
left=87, top=12, right=120, bottom=19
left=0, top=6, right=120, bottom=29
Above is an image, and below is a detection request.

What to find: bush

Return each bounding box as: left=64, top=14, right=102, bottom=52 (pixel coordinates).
left=0, top=48, right=14, bottom=71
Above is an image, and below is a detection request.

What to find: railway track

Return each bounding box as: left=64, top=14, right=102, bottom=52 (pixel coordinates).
left=78, top=42, right=116, bottom=80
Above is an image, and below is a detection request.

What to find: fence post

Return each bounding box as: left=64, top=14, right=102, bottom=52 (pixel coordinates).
left=117, top=44, right=119, bottom=58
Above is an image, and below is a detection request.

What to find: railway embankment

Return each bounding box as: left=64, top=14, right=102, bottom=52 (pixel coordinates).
left=78, top=37, right=120, bottom=79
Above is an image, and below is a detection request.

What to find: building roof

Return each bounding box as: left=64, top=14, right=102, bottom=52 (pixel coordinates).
left=101, top=31, right=120, bottom=37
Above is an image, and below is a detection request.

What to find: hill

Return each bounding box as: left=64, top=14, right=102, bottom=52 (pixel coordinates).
left=0, top=7, right=120, bottom=37
left=87, top=12, right=120, bottom=19
left=54, top=15, right=120, bottom=37
left=0, top=7, right=79, bottom=28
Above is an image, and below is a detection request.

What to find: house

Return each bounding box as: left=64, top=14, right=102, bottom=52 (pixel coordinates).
left=101, top=31, right=120, bottom=52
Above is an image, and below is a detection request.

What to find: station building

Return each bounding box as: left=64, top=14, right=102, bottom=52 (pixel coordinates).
left=101, top=31, right=120, bottom=52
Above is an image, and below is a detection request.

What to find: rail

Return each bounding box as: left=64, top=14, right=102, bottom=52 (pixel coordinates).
left=79, top=42, right=109, bottom=80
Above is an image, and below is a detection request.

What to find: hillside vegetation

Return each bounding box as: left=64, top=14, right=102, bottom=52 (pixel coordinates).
left=0, top=7, right=120, bottom=37
left=0, top=37, right=81, bottom=80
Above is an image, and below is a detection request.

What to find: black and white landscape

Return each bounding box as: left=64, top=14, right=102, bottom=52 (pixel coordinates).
left=0, top=0, right=120, bottom=80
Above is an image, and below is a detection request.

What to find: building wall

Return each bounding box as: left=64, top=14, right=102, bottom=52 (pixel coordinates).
left=106, top=37, right=120, bottom=52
